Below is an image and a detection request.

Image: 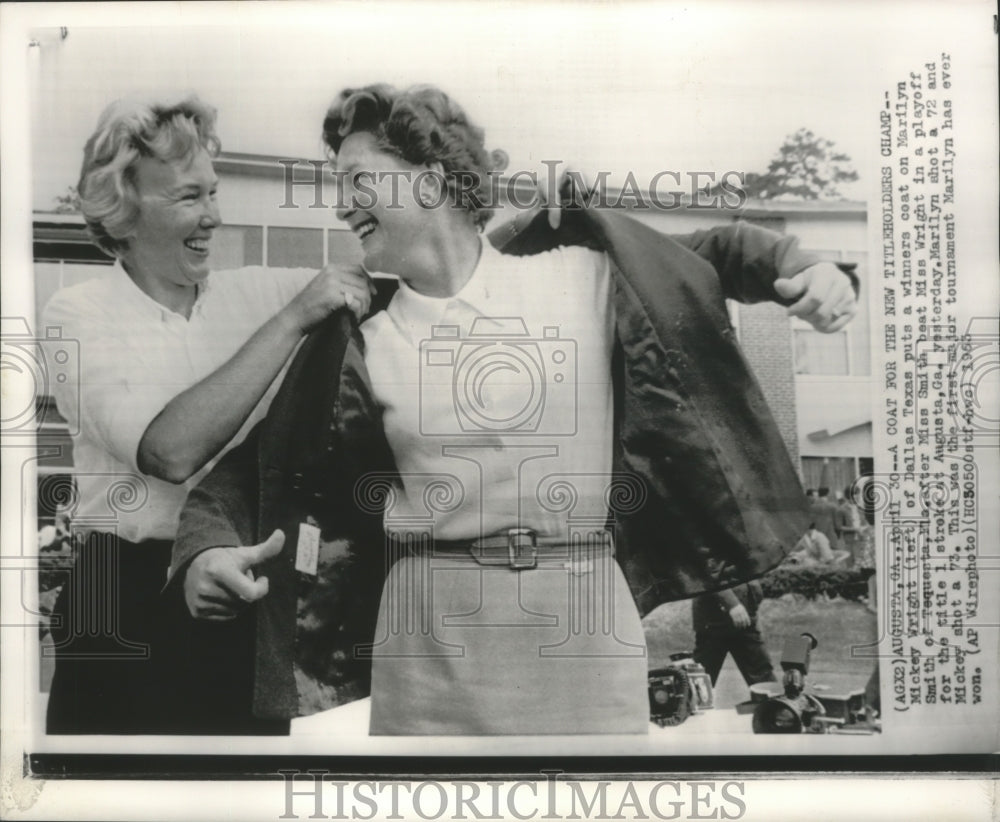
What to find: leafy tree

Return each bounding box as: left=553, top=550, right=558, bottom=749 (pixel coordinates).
left=53, top=185, right=81, bottom=213
left=732, top=129, right=859, bottom=201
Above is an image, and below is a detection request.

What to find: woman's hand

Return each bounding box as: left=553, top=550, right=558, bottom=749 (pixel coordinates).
left=284, top=263, right=376, bottom=332
left=774, top=262, right=858, bottom=332
left=183, top=530, right=284, bottom=620
left=536, top=166, right=594, bottom=230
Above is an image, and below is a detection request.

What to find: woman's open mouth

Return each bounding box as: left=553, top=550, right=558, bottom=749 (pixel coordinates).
left=352, top=217, right=378, bottom=242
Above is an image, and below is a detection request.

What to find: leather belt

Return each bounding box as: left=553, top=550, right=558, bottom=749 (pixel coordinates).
left=399, top=527, right=615, bottom=571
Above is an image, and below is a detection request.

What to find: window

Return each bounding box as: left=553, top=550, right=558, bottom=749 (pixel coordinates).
left=792, top=249, right=870, bottom=376
left=267, top=227, right=323, bottom=268
left=800, top=456, right=859, bottom=497
left=327, top=229, right=363, bottom=265
left=213, top=225, right=263, bottom=269
left=794, top=328, right=849, bottom=375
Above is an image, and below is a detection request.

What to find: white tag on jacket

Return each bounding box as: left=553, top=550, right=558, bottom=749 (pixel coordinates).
left=295, top=522, right=321, bottom=576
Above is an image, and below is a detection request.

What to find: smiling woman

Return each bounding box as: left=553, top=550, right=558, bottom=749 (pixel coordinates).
left=321, top=84, right=860, bottom=735
left=40, top=95, right=374, bottom=734
left=321, top=84, right=650, bottom=735
left=123, top=148, right=220, bottom=309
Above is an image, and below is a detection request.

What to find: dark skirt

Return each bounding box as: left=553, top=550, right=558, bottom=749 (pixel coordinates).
left=46, top=533, right=287, bottom=735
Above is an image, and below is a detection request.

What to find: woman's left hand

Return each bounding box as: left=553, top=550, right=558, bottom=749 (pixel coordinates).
left=536, top=166, right=594, bottom=230
left=773, top=263, right=859, bottom=332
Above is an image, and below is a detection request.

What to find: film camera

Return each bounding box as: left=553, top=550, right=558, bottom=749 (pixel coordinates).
left=749, top=633, right=870, bottom=734
left=648, top=653, right=714, bottom=727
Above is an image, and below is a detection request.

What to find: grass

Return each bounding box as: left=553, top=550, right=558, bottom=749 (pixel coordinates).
left=642, top=595, right=879, bottom=709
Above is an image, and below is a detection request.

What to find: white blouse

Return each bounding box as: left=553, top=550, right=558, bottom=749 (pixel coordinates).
left=361, top=240, right=616, bottom=542
left=42, top=262, right=314, bottom=543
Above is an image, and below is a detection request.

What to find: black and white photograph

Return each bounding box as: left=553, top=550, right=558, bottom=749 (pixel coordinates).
left=1, top=1, right=997, bottom=819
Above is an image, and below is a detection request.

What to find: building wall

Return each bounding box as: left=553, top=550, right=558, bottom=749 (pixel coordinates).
left=736, top=301, right=800, bottom=463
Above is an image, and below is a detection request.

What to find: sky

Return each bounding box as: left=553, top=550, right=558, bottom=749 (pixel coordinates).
left=22, top=1, right=898, bottom=211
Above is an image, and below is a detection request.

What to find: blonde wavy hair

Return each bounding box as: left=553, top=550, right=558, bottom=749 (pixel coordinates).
left=78, top=95, right=221, bottom=256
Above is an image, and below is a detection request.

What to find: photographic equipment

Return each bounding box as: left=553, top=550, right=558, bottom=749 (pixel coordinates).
left=648, top=653, right=714, bottom=727
left=750, top=633, right=870, bottom=733
left=419, top=318, right=577, bottom=436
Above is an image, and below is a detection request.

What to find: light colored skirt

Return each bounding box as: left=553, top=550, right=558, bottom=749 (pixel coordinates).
left=368, top=548, right=649, bottom=735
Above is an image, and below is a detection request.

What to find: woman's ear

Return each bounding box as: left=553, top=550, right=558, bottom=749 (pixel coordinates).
left=417, top=161, right=446, bottom=208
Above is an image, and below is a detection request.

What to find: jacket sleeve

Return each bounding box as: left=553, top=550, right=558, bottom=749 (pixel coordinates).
left=165, top=425, right=261, bottom=590
left=711, top=587, right=742, bottom=610
left=669, top=221, right=860, bottom=305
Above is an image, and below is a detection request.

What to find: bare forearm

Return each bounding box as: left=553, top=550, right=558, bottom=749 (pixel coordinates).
left=138, top=309, right=303, bottom=482
left=139, top=263, right=373, bottom=483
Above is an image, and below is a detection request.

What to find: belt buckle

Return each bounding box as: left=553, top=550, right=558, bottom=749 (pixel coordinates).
left=507, top=528, right=537, bottom=570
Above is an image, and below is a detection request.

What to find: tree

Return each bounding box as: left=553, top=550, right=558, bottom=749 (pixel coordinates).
left=736, top=128, right=859, bottom=201
left=53, top=185, right=81, bottom=214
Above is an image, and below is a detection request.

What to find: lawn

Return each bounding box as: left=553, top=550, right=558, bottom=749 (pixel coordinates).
left=642, top=594, right=879, bottom=710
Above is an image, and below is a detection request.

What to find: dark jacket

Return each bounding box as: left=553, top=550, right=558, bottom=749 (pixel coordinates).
left=691, top=581, right=766, bottom=632
left=170, top=207, right=856, bottom=719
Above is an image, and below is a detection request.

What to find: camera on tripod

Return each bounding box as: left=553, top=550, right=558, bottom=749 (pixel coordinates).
left=749, top=632, right=869, bottom=733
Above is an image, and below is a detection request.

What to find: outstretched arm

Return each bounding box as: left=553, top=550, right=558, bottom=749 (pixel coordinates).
left=672, top=222, right=859, bottom=332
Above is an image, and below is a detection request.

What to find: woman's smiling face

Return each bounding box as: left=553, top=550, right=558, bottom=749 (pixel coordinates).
left=335, top=131, right=432, bottom=278
left=126, top=147, right=221, bottom=288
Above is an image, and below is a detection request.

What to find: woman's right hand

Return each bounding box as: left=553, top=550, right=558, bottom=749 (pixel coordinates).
left=183, top=530, right=285, bottom=620
left=285, top=263, right=376, bottom=332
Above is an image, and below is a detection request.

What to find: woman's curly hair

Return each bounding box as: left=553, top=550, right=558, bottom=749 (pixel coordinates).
left=322, top=84, right=499, bottom=229
left=78, top=95, right=220, bottom=256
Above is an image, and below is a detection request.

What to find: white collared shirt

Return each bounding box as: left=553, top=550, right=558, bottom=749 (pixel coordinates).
left=42, top=261, right=315, bottom=543
left=361, top=240, right=614, bottom=541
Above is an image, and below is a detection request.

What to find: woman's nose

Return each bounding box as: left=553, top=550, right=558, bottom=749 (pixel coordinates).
left=202, top=197, right=222, bottom=228
left=335, top=196, right=353, bottom=223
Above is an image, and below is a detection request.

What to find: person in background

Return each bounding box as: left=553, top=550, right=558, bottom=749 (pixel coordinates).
left=42, top=95, right=371, bottom=734
left=691, top=581, right=776, bottom=687
left=836, top=484, right=864, bottom=566
left=788, top=523, right=850, bottom=566
left=810, top=487, right=842, bottom=554
left=848, top=479, right=879, bottom=612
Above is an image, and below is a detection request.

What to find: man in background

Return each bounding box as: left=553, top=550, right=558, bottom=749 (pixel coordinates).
left=691, top=581, right=776, bottom=687
left=810, top=487, right=842, bottom=554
